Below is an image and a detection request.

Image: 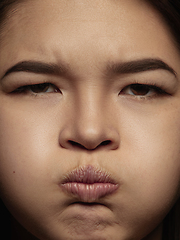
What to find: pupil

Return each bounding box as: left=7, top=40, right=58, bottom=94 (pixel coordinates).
left=131, top=84, right=149, bottom=95
left=30, top=83, right=49, bottom=93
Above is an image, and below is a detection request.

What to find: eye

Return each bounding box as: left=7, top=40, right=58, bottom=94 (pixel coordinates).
left=120, top=84, right=166, bottom=97
left=13, top=83, right=61, bottom=94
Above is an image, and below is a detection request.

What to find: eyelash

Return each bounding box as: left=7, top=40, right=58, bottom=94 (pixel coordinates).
left=11, top=82, right=168, bottom=99
left=119, top=83, right=168, bottom=99
left=12, top=83, right=61, bottom=94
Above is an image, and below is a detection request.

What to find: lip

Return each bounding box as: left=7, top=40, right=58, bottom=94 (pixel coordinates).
left=61, top=165, right=119, bottom=202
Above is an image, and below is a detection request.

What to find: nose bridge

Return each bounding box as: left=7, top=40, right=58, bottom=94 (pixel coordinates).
left=75, top=85, right=106, bottom=139
left=59, top=85, right=120, bottom=150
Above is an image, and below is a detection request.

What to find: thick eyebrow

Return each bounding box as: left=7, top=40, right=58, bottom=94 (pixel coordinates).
left=2, top=60, right=68, bottom=78
left=107, top=58, right=177, bottom=77
left=2, top=58, right=176, bottom=80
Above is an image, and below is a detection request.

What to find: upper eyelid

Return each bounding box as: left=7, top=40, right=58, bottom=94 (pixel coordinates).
left=12, top=82, right=60, bottom=93
left=123, top=83, right=167, bottom=91
left=2, top=74, right=63, bottom=90
left=119, top=83, right=168, bottom=96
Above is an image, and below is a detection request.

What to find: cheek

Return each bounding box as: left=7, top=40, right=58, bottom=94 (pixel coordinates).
left=0, top=105, right=56, bottom=201
left=108, top=107, right=180, bottom=237
left=118, top=107, right=180, bottom=215
left=0, top=105, right=64, bottom=238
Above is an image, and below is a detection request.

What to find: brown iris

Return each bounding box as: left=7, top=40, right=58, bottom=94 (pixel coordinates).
left=14, top=83, right=59, bottom=94
left=127, top=84, right=150, bottom=96
left=29, top=83, right=51, bottom=93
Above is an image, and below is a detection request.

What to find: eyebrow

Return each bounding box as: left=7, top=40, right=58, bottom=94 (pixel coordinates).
left=2, top=58, right=176, bottom=80
left=3, top=61, right=68, bottom=78
left=107, top=58, right=177, bottom=77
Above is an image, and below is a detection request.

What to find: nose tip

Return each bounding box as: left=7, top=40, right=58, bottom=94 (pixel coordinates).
left=59, top=94, right=120, bottom=151
left=59, top=124, right=120, bottom=151
left=70, top=129, right=117, bottom=150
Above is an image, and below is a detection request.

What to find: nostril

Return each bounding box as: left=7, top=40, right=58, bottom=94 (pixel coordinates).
left=59, top=125, right=120, bottom=150
left=68, top=139, right=112, bottom=150
left=100, top=140, right=112, bottom=146
left=68, top=140, right=86, bottom=150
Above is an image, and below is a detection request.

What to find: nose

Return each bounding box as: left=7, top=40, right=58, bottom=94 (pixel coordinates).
left=59, top=94, right=120, bottom=151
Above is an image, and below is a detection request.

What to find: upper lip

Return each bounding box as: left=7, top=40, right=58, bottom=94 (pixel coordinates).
left=61, top=165, right=119, bottom=202
left=61, top=165, right=117, bottom=185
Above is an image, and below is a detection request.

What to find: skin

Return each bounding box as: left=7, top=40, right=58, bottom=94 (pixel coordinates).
left=0, top=0, right=180, bottom=239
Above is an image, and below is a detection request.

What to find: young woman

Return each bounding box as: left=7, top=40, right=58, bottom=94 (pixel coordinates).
left=0, top=0, right=180, bottom=239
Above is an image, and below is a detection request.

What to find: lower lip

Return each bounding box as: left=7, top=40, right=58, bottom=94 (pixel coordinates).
left=61, top=182, right=119, bottom=202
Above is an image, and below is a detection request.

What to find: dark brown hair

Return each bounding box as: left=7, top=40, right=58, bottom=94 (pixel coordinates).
left=0, top=0, right=180, bottom=239
left=0, top=0, right=19, bottom=23
left=148, top=0, right=180, bottom=50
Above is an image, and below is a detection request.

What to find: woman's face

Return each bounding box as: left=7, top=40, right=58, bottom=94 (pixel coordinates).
left=0, top=0, right=180, bottom=239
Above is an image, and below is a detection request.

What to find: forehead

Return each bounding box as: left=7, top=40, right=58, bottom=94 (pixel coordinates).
left=0, top=0, right=180, bottom=75
left=2, top=0, right=161, bottom=40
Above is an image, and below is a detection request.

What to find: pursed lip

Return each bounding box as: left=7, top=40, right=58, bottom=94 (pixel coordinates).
left=61, top=165, right=119, bottom=202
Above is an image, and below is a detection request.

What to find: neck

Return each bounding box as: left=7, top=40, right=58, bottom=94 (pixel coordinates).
left=11, top=217, right=38, bottom=240
left=142, top=224, right=163, bottom=240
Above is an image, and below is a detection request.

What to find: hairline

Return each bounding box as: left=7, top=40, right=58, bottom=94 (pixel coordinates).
left=0, top=0, right=28, bottom=43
